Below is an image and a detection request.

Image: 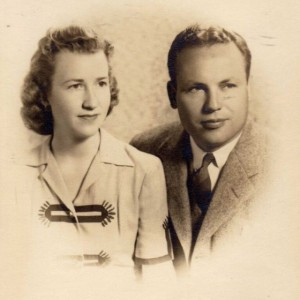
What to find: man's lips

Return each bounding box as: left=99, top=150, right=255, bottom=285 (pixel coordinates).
left=201, top=118, right=228, bottom=129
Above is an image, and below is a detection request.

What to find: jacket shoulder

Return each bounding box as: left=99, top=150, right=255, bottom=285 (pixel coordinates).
left=235, top=120, right=269, bottom=173
left=131, top=122, right=183, bottom=156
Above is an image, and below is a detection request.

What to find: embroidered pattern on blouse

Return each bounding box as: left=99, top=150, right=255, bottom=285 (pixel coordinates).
left=162, top=216, right=170, bottom=230
left=38, top=200, right=115, bottom=226
left=59, top=251, right=111, bottom=266
left=82, top=251, right=111, bottom=266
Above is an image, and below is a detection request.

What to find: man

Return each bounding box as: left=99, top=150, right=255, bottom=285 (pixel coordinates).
left=131, top=24, right=268, bottom=275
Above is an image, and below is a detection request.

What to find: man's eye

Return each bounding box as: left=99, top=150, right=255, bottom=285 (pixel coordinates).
left=188, top=86, right=206, bottom=93
left=98, top=81, right=108, bottom=87
left=222, top=83, right=237, bottom=89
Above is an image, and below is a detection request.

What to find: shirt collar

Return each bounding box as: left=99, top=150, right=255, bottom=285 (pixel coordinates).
left=98, top=128, right=134, bottom=167
left=22, top=129, right=134, bottom=168
left=190, top=132, right=241, bottom=170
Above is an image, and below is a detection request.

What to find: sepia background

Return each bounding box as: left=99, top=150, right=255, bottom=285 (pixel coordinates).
left=1, top=0, right=300, bottom=299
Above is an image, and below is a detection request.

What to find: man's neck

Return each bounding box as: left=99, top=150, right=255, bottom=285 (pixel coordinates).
left=190, top=133, right=242, bottom=170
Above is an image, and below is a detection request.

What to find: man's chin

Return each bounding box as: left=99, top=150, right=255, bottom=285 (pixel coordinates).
left=192, top=133, right=229, bottom=152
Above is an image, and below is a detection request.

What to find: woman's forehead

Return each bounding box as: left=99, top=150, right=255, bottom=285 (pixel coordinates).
left=52, top=50, right=109, bottom=82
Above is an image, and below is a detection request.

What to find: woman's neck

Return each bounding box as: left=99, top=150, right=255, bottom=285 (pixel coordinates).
left=51, top=131, right=100, bottom=160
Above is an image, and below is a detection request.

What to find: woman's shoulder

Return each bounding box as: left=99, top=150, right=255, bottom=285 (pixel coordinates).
left=101, top=129, right=163, bottom=173
left=10, top=137, right=50, bottom=170
left=0, top=140, right=47, bottom=195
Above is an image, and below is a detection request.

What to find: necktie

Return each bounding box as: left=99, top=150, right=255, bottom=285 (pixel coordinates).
left=191, top=152, right=215, bottom=214
left=189, top=152, right=215, bottom=255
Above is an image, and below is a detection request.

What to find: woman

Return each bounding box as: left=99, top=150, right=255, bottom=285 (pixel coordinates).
left=17, top=25, right=172, bottom=278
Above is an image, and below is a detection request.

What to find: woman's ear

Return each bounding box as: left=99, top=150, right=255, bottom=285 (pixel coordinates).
left=167, top=81, right=177, bottom=109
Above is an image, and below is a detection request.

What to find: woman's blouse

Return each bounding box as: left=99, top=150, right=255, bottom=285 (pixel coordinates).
left=12, top=129, right=171, bottom=270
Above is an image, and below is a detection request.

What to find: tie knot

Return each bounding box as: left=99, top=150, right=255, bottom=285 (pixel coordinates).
left=202, top=152, right=215, bottom=168
left=193, top=152, right=215, bottom=176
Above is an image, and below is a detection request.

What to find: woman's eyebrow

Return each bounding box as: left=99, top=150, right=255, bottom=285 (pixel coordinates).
left=62, top=79, right=84, bottom=84
left=62, top=76, right=108, bottom=84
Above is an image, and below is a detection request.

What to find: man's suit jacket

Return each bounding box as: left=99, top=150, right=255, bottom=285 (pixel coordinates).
left=131, top=119, right=268, bottom=275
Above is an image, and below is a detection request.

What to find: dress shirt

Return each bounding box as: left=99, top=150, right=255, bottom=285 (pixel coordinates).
left=190, top=133, right=241, bottom=189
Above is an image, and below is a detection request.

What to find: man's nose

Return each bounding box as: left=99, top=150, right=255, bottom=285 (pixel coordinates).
left=203, top=89, right=221, bottom=113
left=82, top=87, right=98, bottom=110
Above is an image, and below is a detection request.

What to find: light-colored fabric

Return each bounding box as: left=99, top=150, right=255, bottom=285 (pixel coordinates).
left=131, top=119, right=268, bottom=274
left=12, top=129, right=170, bottom=269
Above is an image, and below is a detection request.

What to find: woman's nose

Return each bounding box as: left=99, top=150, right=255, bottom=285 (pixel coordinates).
left=82, top=87, right=98, bottom=109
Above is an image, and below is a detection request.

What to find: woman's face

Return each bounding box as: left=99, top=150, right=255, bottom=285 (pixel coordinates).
left=48, top=49, right=111, bottom=141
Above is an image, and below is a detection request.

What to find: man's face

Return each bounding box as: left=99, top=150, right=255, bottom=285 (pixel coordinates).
left=174, top=43, right=249, bottom=152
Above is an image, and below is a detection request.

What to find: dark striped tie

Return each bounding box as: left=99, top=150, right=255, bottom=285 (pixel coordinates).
left=189, top=152, right=215, bottom=255
left=191, top=152, right=215, bottom=214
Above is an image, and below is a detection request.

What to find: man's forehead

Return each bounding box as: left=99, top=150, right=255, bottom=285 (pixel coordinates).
left=176, top=42, right=243, bottom=62
left=175, top=43, right=246, bottom=74
left=175, top=43, right=247, bottom=83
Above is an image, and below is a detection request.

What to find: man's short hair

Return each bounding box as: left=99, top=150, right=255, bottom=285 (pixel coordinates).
left=167, top=24, right=252, bottom=85
left=21, top=25, right=119, bottom=135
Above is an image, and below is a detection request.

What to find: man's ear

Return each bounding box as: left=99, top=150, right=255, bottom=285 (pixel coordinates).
left=247, top=84, right=251, bottom=102
left=167, top=81, right=177, bottom=109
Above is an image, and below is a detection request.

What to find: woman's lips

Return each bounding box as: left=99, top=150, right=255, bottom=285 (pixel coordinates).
left=201, top=119, right=227, bottom=129
left=78, top=114, right=99, bottom=121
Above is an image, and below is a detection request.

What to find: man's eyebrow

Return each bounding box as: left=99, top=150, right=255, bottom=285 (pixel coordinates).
left=95, top=76, right=109, bottom=80
left=184, top=80, right=207, bottom=86
left=192, top=83, right=207, bottom=89
left=219, top=78, right=238, bottom=84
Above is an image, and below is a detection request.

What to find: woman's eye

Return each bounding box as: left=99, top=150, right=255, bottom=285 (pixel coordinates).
left=68, top=83, right=83, bottom=90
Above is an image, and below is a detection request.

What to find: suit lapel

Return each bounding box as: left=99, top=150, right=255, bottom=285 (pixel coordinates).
left=166, top=158, right=192, bottom=260
left=192, top=121, right=260, bottom=258
left=161, top=127, right=192, bottom=261
left=194, top=152, right=254, bottom=249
